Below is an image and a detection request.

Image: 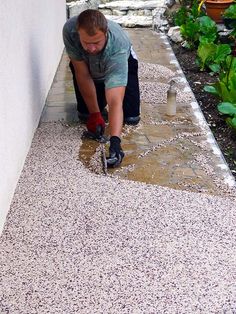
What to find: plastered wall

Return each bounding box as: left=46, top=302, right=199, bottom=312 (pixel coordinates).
left=0, top=0, right=66, bottom=232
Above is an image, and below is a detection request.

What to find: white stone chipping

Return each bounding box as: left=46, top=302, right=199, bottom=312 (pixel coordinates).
left=0, top=122, right=236, bottom=313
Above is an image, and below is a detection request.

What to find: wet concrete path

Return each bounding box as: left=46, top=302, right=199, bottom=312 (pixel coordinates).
left=41, top=28, right=235, bottom=196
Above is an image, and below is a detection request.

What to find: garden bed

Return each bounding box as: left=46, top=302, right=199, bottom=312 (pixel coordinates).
left=171, top=42, right=236, bottom=179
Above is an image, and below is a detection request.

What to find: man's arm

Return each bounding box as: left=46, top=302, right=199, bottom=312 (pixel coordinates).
left=105, top=86, right=125, bottom=167
left=105, top=86, right=125, bottom=137
left=70, top=59, right=99, bottom=113
left=71, top=59, right=105, bottom=136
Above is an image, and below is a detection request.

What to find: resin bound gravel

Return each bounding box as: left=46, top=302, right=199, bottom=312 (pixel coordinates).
left=1, top=122, right=236, bottom=313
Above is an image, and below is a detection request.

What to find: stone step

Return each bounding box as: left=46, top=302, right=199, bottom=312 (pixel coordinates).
left=99, top=0, right=166, bottom=27
left=104, top=14, right=153, bottom=27
left=99, top=0, right=162, bottom=10
left=67, top=0, right=166, bottom=28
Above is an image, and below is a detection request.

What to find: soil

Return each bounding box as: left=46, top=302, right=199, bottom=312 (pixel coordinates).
left=170, top=42, right=236, bottom=179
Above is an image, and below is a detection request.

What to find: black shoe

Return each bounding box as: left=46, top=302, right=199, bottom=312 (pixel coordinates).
left=78, top=112, right=89, bottom=123
left=124, top=116, right=140, bottom=125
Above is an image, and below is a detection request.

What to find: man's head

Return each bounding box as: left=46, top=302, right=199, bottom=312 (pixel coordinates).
left=77, top=9, right=108, bottom=55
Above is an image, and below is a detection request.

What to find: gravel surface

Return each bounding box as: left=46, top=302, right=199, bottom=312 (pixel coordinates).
left=1, top=122, right=236, bottom=313
left=139, top=62, right=194, bottom=104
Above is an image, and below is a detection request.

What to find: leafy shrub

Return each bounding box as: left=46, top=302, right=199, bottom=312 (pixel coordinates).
left=204, top=56, right=236, bottom=102
left=223, top=4, right=236, bottom=18
left=180, top=20, right=201, bottom=48
left=172, top=1, right=236, bottom=130
left=174, top=4, right=216, bottom=49
left=204, top=55, right=236, bottom=128
left=197, top=43, right=231, bottom=72
left=218, top=102, right=236, bottom=129
left=198, top=16, right=218, bottom=44
left=173, top=7, right=189, bottom=26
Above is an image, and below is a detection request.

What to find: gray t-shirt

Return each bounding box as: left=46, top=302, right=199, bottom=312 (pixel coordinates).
left=63, top=16, right=131, bottom=89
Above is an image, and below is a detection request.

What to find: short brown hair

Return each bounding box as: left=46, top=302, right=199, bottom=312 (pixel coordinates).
left=76, top=9, right=108, bottom=36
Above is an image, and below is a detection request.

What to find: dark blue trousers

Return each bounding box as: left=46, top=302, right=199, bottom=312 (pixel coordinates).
left=69, top=52, right=140, bottom=118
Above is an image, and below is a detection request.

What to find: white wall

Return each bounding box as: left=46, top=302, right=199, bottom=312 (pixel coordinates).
left=0, top=0, right=66, bottom=232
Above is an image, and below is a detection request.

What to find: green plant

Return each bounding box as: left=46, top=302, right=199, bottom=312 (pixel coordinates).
left=178, top=7, right=215, bottom=49
left=173, top=7, right=189, bottom=26
left=180, top=20, right=201, bottom=48
left=195, top=16, right=234, bottom=73
left=198, top=16, right=218, bottom=44
left=172, top=0, right=236, bottom=131
left=179, top=0, right=196, bottom=6
left=223, top=4, right=236, bottom=18
left=173, top=0, right=202, bottom=27
left=222, top=4, right=236, bottom=30
left=204, top=55, right=236, bottom=129
left=197, top=42, right=231, bottom=72
left=204, top=55, right=236, bottom=101
left=217, top=102, right=236, bottom=129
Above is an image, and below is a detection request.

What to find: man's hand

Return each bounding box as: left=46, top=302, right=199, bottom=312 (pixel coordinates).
left=106, top=136, right=124, bottom=168
left=86, top=112, right=105, bottom=135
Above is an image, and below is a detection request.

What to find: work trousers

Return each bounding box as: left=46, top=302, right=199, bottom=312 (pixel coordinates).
left=69, top=52, right=140, bottom=118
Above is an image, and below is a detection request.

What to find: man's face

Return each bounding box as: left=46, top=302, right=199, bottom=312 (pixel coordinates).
left=79, top=29, right=107, bottom=55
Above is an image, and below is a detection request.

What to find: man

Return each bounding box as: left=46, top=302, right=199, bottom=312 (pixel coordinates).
left=63, top=9, right=140, bottom=167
